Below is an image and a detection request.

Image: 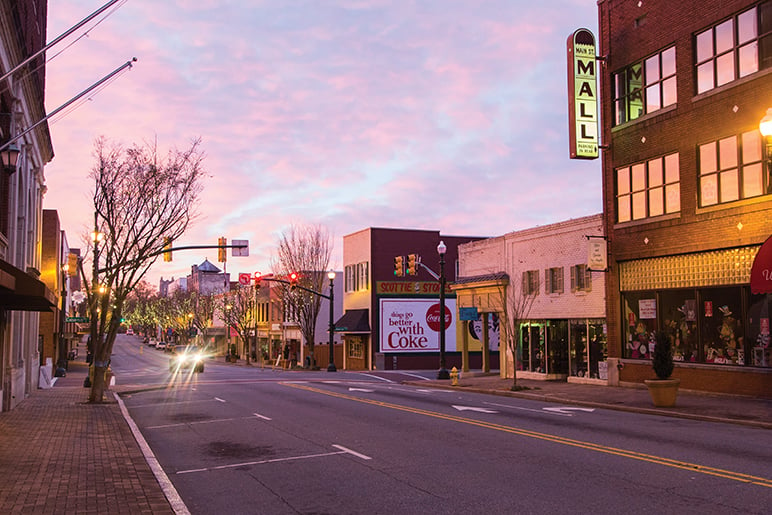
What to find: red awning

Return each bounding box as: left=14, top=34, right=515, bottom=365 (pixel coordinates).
left=750, top=235, right=772, bottom=294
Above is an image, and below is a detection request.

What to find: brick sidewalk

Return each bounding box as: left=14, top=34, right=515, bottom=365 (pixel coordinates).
left=0, top=363, right=174, bottom=515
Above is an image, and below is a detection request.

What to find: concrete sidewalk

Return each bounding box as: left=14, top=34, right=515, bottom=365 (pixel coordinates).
left=1, top=360, right=769, bottom=515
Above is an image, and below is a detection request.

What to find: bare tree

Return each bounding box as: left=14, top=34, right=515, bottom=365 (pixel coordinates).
left=217, top=285, right=256, bottom=363
left=271, top=224, right=332, bottom=368
left=85, top=136, right=205, bottom=402
left=496, top=272, right=538, bottom=391
left=189, top=291, right=216, bottom=352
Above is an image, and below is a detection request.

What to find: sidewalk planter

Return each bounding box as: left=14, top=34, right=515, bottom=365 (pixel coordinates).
left=645, top=331, right=679, bottom=407
left=644, top=378, right=680, bottom=407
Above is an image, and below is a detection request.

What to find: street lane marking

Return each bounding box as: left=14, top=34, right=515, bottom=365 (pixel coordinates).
left=332, top=444, right=372, bottom=460
left=452, top=405, right=499, bottom=414
left=254, top=413, right=272, bottom=421
left=147, top=415, right=265, bottom=430
left=355, top=372, right=394, bottom=382
left=484, top=401, right=571, bottom=416
left=283, top=382, right=772, bottom=489
left=543, top=407, right=596, bottom=415
left=176, top=444, right=370, bottom=475
left=349, top=387, right=375, bottom=393
left=214, top=397, right=226, bottom=403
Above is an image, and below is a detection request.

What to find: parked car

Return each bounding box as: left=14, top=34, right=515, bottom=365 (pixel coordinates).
left=126, top=328, right=134, bottom=336
left=169, top=345, right=205, bottom=373
left=148, top=338, right=158, bottom=347
left=156, top=341, right=167, bottom=351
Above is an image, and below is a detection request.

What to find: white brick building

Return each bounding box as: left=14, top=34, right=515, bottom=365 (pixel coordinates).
left=454, top=214, right=609, bottom=383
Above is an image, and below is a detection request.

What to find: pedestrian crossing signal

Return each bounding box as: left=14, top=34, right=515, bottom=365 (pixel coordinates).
left=218, top=237, right=227, bottom=262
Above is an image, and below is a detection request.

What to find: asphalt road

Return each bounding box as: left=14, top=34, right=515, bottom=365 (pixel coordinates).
left=113, top=335, right=772, bottom=515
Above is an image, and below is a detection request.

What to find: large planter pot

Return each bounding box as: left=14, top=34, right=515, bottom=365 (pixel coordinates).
left=644, top=378, right=680, bottom=407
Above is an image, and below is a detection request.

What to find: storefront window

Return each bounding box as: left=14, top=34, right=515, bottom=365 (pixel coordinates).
left=622, top=292, right=658, bottom=358
left=700, top=287, right=744, bottom=365
left=747, top=294, right=771, bottom=367
left=520, top=324, right=545, bottom=372
left=660, top=291, right=698, bottom=362
left=547, top=320, right=568, bottom=374
left=569, top=320, right=588, bottom=377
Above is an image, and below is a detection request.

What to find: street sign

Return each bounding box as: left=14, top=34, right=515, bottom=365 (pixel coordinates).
left=65, top=316, right=89, bottom=323
left=232, top=239, right=249, bottom=257
left=238, top=273, right=251, bottom=285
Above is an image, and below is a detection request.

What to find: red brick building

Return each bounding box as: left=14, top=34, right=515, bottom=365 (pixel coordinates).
left=598, top=0, right=772, bottom=396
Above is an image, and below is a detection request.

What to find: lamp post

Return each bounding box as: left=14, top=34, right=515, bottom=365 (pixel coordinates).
left=760, top=108, right=772, bottom=166
left=327, top=270, right=337, bottom=372
left=437, top=241, right=450, bottom=379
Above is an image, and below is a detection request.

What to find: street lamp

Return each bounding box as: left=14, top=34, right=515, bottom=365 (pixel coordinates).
left=327, top=270, right=337, bottom=372
left=437, top=240, right=450, bottom=379
left=760, top=108, right=772, bottom=170
left=0, top=141, right=19, bottom=173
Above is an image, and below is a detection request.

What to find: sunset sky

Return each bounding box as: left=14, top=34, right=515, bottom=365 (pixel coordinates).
left=43, top=0, right=602, bottom=287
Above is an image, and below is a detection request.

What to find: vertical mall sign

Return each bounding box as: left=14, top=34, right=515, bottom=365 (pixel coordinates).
left=567, top=28, right=599, bottom=159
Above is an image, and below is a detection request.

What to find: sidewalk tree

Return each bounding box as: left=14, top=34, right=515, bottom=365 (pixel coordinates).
left=495, top=272, right=538, bottom=391
left=217, top=285, right=256, bottom=363
left=189, top=291, right=216, bottom=350
left=85, top=136, right=205, bottom=402
left=271, top=224, right=332, bottom=368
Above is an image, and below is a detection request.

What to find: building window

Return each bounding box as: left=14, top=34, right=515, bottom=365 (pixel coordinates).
left=571, top=264, right=592, bottom=292
left=345, top=262, right=369, bottom=292
left=699, top=130, right=767, bottom=206
left=522, top=270, right=539, bottom=296
left=545, top=267, right=564, bottom=294
left=348, top=338, right=364, bottom=359
left=616, top=153, right=680, bottom=222
left=613, top=46, right=676, bottom=125
left=696, top=2, right=772, bottom=94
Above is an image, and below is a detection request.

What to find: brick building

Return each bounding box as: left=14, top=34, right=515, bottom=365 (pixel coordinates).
left=598, top=0, right=772, bottom=396
left=337, top=227, right=482, bottom=371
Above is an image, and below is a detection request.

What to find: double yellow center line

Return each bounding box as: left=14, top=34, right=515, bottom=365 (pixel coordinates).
left=284, top=382, right=772, bottom=488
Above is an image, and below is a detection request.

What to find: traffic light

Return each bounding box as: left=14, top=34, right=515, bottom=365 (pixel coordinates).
left=394, top=256, right=404, bottom=277
left=407, top=254, right=419, bottom=275
left=67, top=253, right=78, bottom=276
left=163, top=237, right=172, bottom=262
left=254, top=271, right=262, bottom=290
left=288, top=271, right=299, bottom=289
left=218, top=237, right=227, bottom=262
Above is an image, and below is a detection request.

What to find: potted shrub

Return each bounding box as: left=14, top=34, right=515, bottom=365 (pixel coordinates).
left=644, top=331, right=680, bottom=407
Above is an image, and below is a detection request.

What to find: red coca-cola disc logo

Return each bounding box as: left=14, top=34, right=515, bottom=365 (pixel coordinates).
left=426, top=304, right=451, bottom=332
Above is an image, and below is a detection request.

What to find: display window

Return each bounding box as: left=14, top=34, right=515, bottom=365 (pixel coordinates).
left=622, top=286, right=767, bottom=368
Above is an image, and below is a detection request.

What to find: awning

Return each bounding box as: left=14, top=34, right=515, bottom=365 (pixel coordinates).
left=0, top=259, right=56, bottom=311
left=751, top=235, right=772, bottom=294
left=334, top=309, right=370, bottom=333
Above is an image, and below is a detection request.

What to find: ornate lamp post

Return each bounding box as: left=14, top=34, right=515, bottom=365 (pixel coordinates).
left=437, top=240, right=450, bottom=379
left=327, top=270, right=337, bottom=372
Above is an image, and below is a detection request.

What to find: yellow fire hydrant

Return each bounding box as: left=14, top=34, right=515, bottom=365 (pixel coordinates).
left=450, top=366, right=459, bottom=386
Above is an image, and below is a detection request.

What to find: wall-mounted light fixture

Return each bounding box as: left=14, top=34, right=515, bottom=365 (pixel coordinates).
left=0, top=141, right=19, bottom=174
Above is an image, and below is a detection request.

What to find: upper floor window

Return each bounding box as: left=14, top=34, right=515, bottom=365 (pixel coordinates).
left=698, top=130, right=767, bottom=206
left=571, top=264, right=592, bottom=292
left=545, top=267, right=564, bottom=294
left=522, top=270, right=539, bottom=296
left=616, top=153, right=680, bottom=223
left=344, top=262, right=369, bottom=293
left=613, top=46, right=676, bottom=125
left=696, top=2, right=772, bottom=94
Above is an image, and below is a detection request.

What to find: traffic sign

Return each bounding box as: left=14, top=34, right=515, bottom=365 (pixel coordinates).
left=66, top=316, right=89, bottom=323
left=238, top=273, right=251, bottom=285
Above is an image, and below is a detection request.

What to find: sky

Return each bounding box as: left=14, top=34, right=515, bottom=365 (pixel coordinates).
left=43, top=0, right=602, bottom=288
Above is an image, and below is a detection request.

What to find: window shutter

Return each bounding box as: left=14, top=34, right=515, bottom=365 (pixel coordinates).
left=570, top=265, right=576, bottom=292
left=544, top=268, right=551, bottom=294
left=585, top=266, right=592, bottom=292
left=558, top=267, right=564, bottom=293
left=522, top=272, right=528, bottom=294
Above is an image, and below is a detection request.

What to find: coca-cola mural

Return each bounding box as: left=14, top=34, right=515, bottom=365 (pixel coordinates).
left=380, top=299, right=457, bottom=353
